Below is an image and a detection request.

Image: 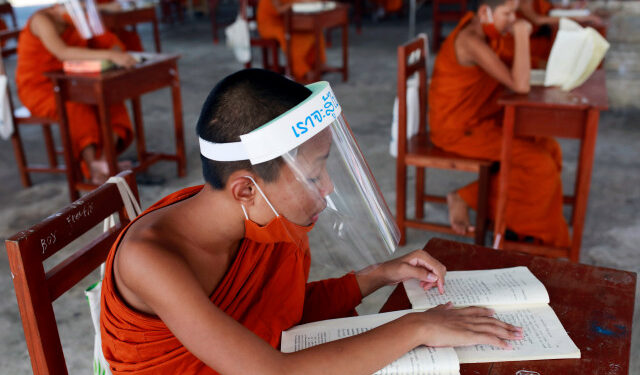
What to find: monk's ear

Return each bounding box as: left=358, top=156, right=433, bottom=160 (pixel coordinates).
left=227, top=170, right=259, bottom=205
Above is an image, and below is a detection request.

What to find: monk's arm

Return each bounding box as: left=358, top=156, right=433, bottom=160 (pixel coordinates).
left=29, top=12, right=136, bottom=67
left=355, top=249, right=447, bottom=297
left=518, top=0, right=557, bottom=26
left=118, top=241, right=518, bottom=375
left=461, top=21, right=531, bottom=93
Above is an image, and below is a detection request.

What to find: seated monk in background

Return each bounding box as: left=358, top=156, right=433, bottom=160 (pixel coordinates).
left=429, top=0, right=570, bottom=247
left=100, top=69, right=520, bottom=374
left=16, top=4, right=137, bottom=184
left=257, top=0, right=325, bottom=82
left=515, top=0, right=604, bottom=66
left=96, top=0, right=144, bottom=51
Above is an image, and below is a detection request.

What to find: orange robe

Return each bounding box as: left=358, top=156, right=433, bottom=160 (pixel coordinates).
left=428, top=12, right=570, bottom=247
left=101, top=186, right=363, bottom=374
left=96, top=0, right=144, bottom=51
left=257, top=0, right=326, bottom=81
left=16, top=17, right=133, bottom=160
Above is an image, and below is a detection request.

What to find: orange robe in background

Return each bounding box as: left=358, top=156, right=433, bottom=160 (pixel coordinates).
left=428, top=12, right=570, bottom=247
left=16, top=17, right=133, bottom=160
left=101, top=186, right=363, bottom=374
left=257, top=0, right=326, bottom=81
left=97, top=0, right=144, bottom=51
left=370, top=0, right=403, bottom=13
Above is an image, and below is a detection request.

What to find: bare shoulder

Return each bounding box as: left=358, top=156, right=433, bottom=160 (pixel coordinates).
left=114, top=212, right=195, bottom=314
left=455, top=25, right=488, bottom=66
left=29, top=11, right=54, bottom=35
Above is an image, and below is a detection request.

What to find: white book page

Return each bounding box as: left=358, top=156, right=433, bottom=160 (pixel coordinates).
left=456, top=304, right=580, bottom=363
left=545, top=18, right=587, bottom=87
left=281, top=310, right=460, bottom=375
left=404, top=267, right=549, bottom=310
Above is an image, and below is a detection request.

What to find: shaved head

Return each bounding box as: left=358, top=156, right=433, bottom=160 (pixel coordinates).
left=196, top=69, right=311, bottom=189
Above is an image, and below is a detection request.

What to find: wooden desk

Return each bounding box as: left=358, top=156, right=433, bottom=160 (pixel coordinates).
left=381, top=238, right=636, bottom=375
left=45, top=54, right=186, bottom=200
left=285, top=3, right=349, bottom=82
left=494, top=70, right=609, bottom=261
left=101, top=6, right=162, bottom=53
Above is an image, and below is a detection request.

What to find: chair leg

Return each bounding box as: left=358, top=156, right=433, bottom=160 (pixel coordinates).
left=261, top=46, right=270, bottom=70
left=475, top=165, right=490, bottom=245
left=42, top=124, right=58, bottom=168
left=11, top=127, right=32, bottom=187
left=415, top=167, right=425, bottom=219
left=396, top=163, right=408, bottom=245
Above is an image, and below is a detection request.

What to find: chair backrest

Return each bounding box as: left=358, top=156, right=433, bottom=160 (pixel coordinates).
left=0, top=1, right=18, bottom=29
left=5, top=170, right=140, bottom=375
left=397, top=34, right=429, bottom=157
left=0, top=2, right=19, bottom=58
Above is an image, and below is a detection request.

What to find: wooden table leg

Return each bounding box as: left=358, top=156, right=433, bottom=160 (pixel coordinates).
left=208, top=0, right=220, bottom=44
left=342, top=20, right=348, bottom=82
left=96, top=89, right=118, bottom=178
left=315, top=21, right=322, bottom=81
left=170, top=65, right=186, bottom=177
left=131, top=97, right=146, bottom=165
left=569, top=109, right=600, bottom=262
left=52, top=82, right=80, bottom=201
left=493, top=105, right=515, bottom=249
left=152, top=18, right=162, bottom=52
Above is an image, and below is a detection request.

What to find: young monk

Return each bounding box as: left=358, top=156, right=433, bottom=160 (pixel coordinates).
left=16, top=4, right=137, bottom=184
left=429, top=0, right=570, bottom=247
left=100, top=69, right=522, bottom=374
left=257, top=0, right=325, bottom=82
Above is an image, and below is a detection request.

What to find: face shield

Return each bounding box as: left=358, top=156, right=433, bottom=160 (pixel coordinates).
left=199, top=81, right=399, bottom=278
left=61, top=0, right=105, bottom=39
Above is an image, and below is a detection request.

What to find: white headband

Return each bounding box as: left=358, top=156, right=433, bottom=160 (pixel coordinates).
left=199, top=81, right=342, bottom=165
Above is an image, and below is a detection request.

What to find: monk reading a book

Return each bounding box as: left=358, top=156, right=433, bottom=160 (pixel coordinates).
left=429, top=0, right=570, bottom=247
left=100, top=69, right=522, bottom=374
left=16, top=1, right=137, bottom=184
left=257, top=0, right=324, bottom=82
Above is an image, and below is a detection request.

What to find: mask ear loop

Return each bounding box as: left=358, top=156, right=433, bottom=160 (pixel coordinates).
left=241, top=175, right=280, bottom=218
left=486, top=7, right=494, bottom=23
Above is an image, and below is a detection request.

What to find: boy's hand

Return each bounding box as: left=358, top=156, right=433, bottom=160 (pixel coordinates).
left=512, top=19, right=533, bottom=36
left=355, top=249, right=446, bottom=297
left=109, top=51, right=137, bottom=68
left=410, top=303, right=523, bottom=349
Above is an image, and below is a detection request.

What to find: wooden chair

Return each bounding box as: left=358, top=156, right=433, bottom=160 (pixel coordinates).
left=396, top=34, right=494, bottom=246
left=431, top=0, right=468, bottom=50
left=0, top=1, right=18, bottom=56
left=5, top=170, right=140, bottom=375
left=240, top=0, right=283, bottom=72
left=0, top=30, right=77, bottom=200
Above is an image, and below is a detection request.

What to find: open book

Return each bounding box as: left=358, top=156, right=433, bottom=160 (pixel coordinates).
left=281, top=267, right=579, bottom=375
left=544, top=18, right=609, bottom=91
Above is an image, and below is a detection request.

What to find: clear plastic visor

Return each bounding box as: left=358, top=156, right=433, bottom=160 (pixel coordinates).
left=266, top=113, right=400, bottom=279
